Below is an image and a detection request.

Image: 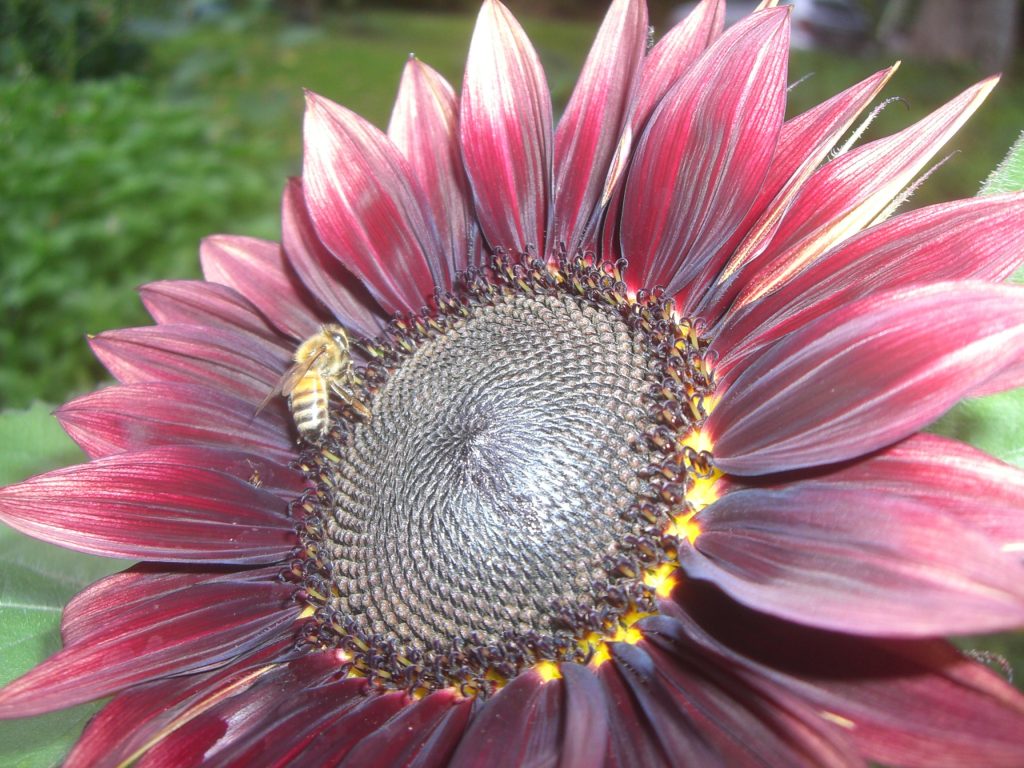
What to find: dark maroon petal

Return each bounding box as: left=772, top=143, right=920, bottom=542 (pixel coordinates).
left=338, top=689, right=473, bottom=768
left=709, top=282, right=1024, bottom=474
left=447, top=664, right=607, bottom=768
left=205, top=688, right=402, bottom=767
left=698, top=66, right=898, bottom=324
left=280, top=178, right=389, bottom=340
left=642, top=622, right=865, bottom=767
left=57, top=382, right=296, bottom=464
left=199, top=235, right=326, bottom=341
left=559, top=663, right=612, bottom=768
left=604, top=645, right=720, bottom=767
left=661, top=584, right=1024, bottom=768
left=610, top=639, right=862, bottom=767
left=0, top=566, right=296, bottom=718
left=715, top=193, right=1024, bottom=375
left=137, top=717, right=227, bottom=768
left=40, top=441, right=306, bottom=502
left=388, top=58, right=475, bottom=279
left=460, top=0, right=552, bottom=255
left=680, top=482, right=1024, bottom=636
left=133, top=654, right=362, bottom=768
left=63, top=622, right=298, bottom=765
left=286, top=696, right=409, bottom=765
left=140, top=280, right=288, bottom=345
left=0, top=449, right=295, bottom=562
left=597, top=655, right=674, bottom=768
left=449, top=668, right=563, bottom=767
left=302, top=91, right=441, bottom=314
left=787, top=433, right=1024, bottom=554
left=619, top=10, right=788, bottom=307
left=218, top=692, right=405, bottom=768
left=89, top=324, right=289, bottom=407
left=548, top=0, right=646, bottom=256
left=811, top=647, right=1024, bottom=768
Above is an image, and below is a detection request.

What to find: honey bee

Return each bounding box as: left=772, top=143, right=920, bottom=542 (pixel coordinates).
left=261, top=324, right=370, bottom=440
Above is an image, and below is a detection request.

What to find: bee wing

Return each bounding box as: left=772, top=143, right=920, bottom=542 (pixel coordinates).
left=253, top=349, right=326, bottom=417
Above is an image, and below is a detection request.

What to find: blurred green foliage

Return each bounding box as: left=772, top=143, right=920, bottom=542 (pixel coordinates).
left=0, top=76, right=276, bottom=407
left=1, top=0, right=148, bottom=80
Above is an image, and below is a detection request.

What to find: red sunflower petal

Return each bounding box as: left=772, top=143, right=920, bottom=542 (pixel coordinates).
left=336, top=689, right=474, bottom=768
left=135, top=655, right=365, bottom=767
left=596, top=0, right=724, bottom=261
left=199, top=235, right=325, bottom=341
left=805, top=643, right=1024, bottom=768
left=207, top=689, right=405, bottom=767
left=64, top=645, right=316, bottom=768
left=280, top=178, right=388, bottom=340
left=662, top=584, right=1024, bottom=768
left=620, top=9, right=789, bottom=304
left=680, top=482, right=1024, bottom=636
left=699, top=65, right=898, bottom=322
left=124, top=444, right=307, bottom=501
left=388, top=58, right=476, bottom=279
left=597, top=655, right=679, bottom=767
left=0, top=567, right=296, bottom=718
left=548, top=0, right=646, bottom=256
left=714, top=193, right=1024, bottom=376
left=788, top=432, right=1024, bottom=555
left=57, top=382, right=296, bottom=463
left=630, top=0, right=724, bottom=134
left=560, top=662, right=612, bottom=768
left=708, top=282, right=1024, bottom=475
left=969, top=357, right=1024, bottom=398
left=740, top=77, right=998, bottom=302
left=460, top=0, right=552, bottom=255
left=140, top=280, right=286, bottom=344
left=448, top=669, right=561, bottom=767
left=449, top=664, right=607, bottom=768
left=302, top=91, right=441, bottom=314
left=609, top=638, right=862, bottom=766
left=34, top=442, right=304, bottom=503
left=0, top=449, right=295, bottom=562
left=89, top=324, right=289, bottom=406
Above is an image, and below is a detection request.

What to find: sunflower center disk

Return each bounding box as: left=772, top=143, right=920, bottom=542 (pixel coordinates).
left=297, top=260, right=715, bottom=694
left=329, top=292, right=650, bottom=642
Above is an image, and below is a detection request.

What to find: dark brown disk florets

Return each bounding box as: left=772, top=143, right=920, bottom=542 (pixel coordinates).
left=286, top=254, right=715, bottom=696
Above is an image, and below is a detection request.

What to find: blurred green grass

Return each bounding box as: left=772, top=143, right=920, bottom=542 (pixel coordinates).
left=2, top=6, right=1023, bottom=408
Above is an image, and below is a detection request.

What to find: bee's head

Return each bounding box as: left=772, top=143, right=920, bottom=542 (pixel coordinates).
left=325, top=325, right=350, bottom=351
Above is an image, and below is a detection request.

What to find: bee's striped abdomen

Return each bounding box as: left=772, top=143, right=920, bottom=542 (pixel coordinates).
left=290, top=373, right=329, bottom=438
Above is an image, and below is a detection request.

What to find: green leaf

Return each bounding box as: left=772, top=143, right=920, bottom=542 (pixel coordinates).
left=0, top=405, right=122, bottom=766
left=0, top=402, right=84, bottom=486
left=980, top=130, right=1024, bottom=197
left=979, top=130, right=1024, bottom=285
left=929, top=388, right=1024, bottom=469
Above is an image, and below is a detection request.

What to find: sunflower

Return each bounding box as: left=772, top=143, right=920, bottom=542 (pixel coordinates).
left=3, top=0, right=1024, bottom=765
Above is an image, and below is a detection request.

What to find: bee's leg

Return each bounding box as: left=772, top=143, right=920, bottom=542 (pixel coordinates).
left=330, top=381, right=372, bottom=420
